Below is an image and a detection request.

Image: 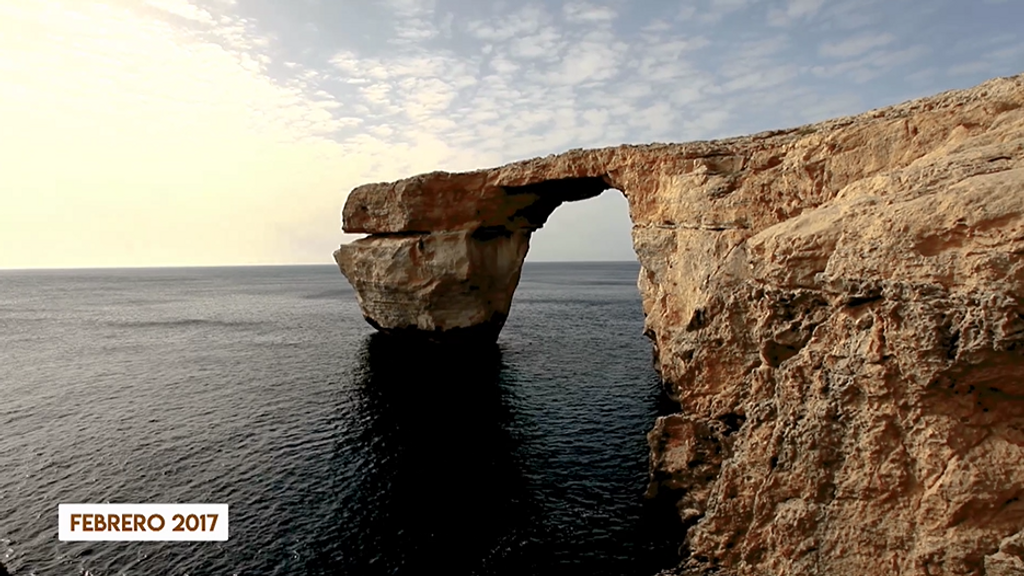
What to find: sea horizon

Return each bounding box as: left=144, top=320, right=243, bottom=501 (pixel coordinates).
left=0, top=259, right=641, bottom=272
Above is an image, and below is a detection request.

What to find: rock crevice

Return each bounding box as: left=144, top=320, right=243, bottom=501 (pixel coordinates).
left=335, top=73, right=1024, bottom=575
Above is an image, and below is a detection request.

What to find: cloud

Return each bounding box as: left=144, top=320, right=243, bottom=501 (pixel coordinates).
left=464, top=5, right=548, bottom=42
left=384, top=0, right=435, bottom=18
left=767, top=0, right=825, bottom=26
left=905, top=67, right=938, bottom=83
left=820, top=32, right=895, bottom=58
left=812, top=0, right=884, bottom=30
left=145, top=0, right=214, bottom=23
left=698, top=0, right=764, bottom=24
left=379, top=0, right=441, bottom=44
left=677, top=4, right=698, bottom=21
left=713, top=0, right=756, bottom=10
left=545, top=30, right=628, bottom=85
left=947, top=61, right=993, bottom=77
left=945, top=38, right=1024, bottom=78
left=811, top=44, right=931, bottom=83
left=508, top=26, right=566, bottom=60
left=319, top=2, right=806, bottom=163
left=642, top=19, right=673, bottom=32
left=722, top=35, right=789, bottom=69
left=563, top=1, right=617, bottom=23
left=784, top=0, right=824, bottom=19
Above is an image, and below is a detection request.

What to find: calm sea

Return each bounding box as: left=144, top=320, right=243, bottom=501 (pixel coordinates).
left=0, top=262, right=684, bottom=575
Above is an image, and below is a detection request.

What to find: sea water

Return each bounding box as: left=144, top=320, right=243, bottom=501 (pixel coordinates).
left=0, top=262, right=684, bottom=575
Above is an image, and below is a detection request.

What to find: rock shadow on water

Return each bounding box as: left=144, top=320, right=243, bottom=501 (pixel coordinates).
left=307, top=332, right=538, bottom=576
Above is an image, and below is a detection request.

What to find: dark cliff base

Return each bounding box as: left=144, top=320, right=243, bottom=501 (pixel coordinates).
left=364, top=313, right=507, bottom=345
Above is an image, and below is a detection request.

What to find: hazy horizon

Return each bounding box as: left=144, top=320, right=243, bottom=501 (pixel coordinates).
left=0, top=258, right=642, bottom=272
left=3, top=0, right=1022, bottom=269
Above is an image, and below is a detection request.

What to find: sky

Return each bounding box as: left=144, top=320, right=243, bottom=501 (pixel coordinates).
left=1, top=0, right=1022, bottom=268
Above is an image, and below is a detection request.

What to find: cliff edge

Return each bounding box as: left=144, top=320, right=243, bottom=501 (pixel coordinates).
left=335, top=72, right=1024, bottom=575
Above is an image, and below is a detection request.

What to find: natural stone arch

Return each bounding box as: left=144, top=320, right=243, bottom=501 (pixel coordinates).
left=334, top=74, right=1024, bottom=576
left=334, top=172, right=627, bottom=341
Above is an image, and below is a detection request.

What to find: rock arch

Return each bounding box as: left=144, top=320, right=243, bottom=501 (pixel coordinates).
left=335, top=170, right=626, bottom=341
left=334, top=74, right=1024, bottom=575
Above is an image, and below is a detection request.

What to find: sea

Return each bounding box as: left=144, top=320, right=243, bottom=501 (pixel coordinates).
left=0, top=262, right=685, bottom=576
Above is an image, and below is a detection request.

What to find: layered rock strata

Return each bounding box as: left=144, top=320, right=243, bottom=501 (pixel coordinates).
left=335, top=73, right=1024, bottom=575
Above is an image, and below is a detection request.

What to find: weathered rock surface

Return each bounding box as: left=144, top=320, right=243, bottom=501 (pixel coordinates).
left=335, top=73, right=1024, bottom=575
left=336, top=229, right=530, bottom=340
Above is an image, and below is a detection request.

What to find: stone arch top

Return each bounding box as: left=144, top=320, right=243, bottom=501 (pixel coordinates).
left=339, top=141, right=777, bottom=238
left=341, top=150, right=623, bottom=236
left=345, top=173, right=617, bottom=236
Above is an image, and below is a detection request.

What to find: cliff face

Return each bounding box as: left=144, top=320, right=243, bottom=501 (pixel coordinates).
left=335, top=73, right=1024, bottom=575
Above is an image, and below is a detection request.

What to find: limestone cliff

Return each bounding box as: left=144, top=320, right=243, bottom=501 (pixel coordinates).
left=335, top=72, right=1024, bottom=575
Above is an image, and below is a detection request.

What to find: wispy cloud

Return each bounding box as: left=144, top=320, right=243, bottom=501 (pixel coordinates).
left=946, top=38, right=1024, bottom=77
left=767, top=0, right=824, bottom=26
left=811, top=44, right=931, bottom=83
left=145, top=0, right=215, bottom=23
left=700, top=0, right=764, bottom=24
left=820, top=32, right=896, bottom=58
left=384, top=0, right=439, bottom=44
left=465, top=5, right=549, bottom=42
left=563, top=0, right=617, bottom=22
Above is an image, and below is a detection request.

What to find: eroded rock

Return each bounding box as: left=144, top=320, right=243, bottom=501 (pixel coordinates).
left=986, top=531, right=1024, bottom=576
left=336, top=73, right=1024, bottom=574
left=335, top=229, right=530, bottom=339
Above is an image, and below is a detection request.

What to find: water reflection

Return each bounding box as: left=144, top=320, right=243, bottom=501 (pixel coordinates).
left=311, top=333, right=536, bottom=575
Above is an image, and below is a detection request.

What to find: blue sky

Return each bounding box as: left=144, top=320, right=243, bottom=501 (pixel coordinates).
left=2, top=0, right=1022, bottom=267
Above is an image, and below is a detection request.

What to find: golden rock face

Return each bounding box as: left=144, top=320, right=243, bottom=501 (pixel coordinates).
left=337, top=72, right=1024, bottom=575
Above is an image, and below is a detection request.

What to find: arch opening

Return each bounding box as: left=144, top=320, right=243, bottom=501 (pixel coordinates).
left=523, top=186, right=635, bottom=264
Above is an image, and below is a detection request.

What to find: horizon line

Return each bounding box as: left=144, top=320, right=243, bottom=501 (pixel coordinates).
left=0, top=259, right=641, bottom=272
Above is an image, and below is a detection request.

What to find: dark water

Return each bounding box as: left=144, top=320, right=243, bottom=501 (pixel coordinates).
left=0, top=262, right=684, bottom=575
